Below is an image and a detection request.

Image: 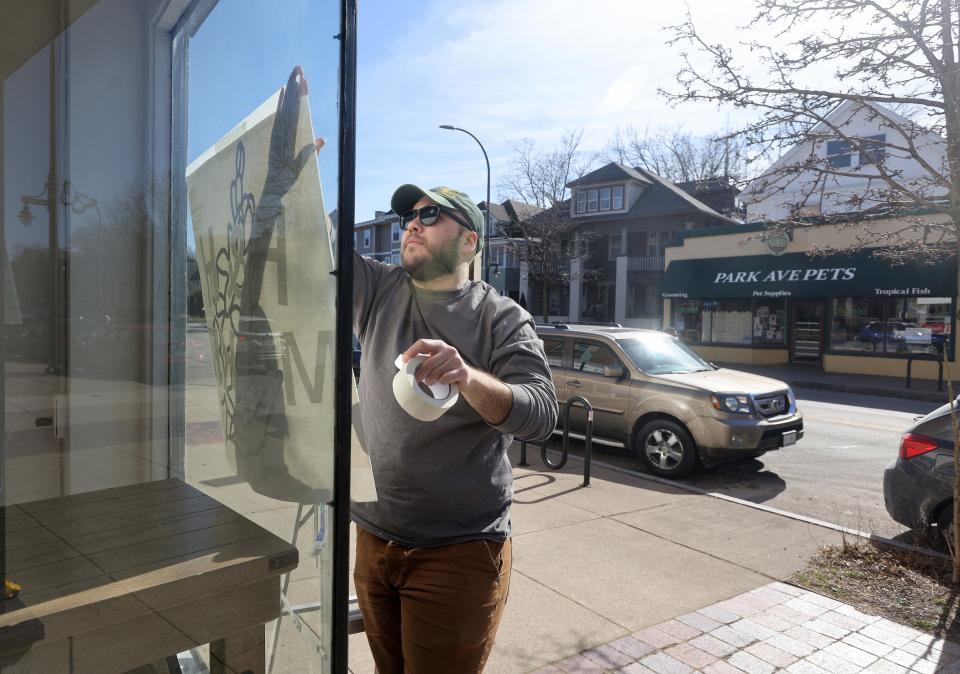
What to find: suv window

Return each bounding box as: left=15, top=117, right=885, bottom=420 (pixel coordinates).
left=542, top=338, right=566, bottom=368
left=573, top=341, right=618, bottom=374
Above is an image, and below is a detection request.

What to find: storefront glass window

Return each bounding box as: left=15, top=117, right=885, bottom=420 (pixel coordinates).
left=671, top=299, right=786, bottom=346
left=673, top=299, right=704, bottom=342
left=831, top=297, right=952, bottom=356
left=703, top=300, right=752, bottom=344
left=883, top=297, right=952, bottom=355
left=751, top=299, right=786, bottom=345
left=3, top=1, right=350, bottom=672
left=830, top=298, right=882, bottom=351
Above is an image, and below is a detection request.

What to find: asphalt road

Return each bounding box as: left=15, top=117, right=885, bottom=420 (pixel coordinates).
left=183, top=324, right=941, bottom=541
left=549, top=389, right=941, bottom=540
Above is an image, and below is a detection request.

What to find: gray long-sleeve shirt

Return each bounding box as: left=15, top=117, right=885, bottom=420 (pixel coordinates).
left=351, top=253, right=558, bottom=547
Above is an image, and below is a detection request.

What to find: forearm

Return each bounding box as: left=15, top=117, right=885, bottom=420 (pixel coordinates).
left=460, top=366, right=513, bottom=426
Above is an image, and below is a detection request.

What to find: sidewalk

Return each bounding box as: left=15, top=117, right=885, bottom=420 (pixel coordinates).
left=714, top=361, right=955, bottom=404
left=346, top=444, right=956, bottom=673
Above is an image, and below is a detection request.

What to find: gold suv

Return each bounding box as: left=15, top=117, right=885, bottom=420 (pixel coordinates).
left=536, top=324, right=804, bottom=478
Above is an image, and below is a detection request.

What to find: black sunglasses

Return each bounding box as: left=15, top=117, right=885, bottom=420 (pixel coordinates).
left=399, top=204, right=472, bottom=231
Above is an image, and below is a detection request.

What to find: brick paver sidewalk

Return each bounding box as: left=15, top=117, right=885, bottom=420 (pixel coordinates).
left=532, top=582, right=958, bottom=674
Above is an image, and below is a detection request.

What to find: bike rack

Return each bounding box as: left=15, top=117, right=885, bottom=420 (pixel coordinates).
left=517, top=395, right=595, bottom=487
left=906, top=352, right=944, bottom=391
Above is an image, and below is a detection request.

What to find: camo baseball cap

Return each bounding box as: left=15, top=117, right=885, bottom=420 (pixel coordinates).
left=390, top=184, right=484, bottom=252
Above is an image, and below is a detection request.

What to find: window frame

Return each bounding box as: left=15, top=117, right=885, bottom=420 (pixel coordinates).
left=827, top=295, right=955, bottom=360
left=572, top=339, right=624, bottom=375
left=541, top=337, right=570, bottom=369
left=599, top=186, right=611, bottom=210
left=612, top=185, right=624, bottom=210
left=826, top=139, right=852, bottom=168
left=587, top=189, right=599, bottom=212
left=609, top=228, right=626, bottom=259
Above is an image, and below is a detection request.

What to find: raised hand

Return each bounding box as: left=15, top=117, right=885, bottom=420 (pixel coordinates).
left=260, top=65, right=324, bottom=210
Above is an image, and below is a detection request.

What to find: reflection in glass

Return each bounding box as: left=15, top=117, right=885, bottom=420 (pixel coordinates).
left=2, top=1, right=349, bottom=672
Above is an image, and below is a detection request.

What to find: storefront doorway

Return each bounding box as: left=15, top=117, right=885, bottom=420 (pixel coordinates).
left=791, top=301, right=825, bottom=363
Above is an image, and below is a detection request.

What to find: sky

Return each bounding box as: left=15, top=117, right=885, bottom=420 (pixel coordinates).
left=352, top=0, right=815, bottom=221
left=185, top=0, right=841, bottom=227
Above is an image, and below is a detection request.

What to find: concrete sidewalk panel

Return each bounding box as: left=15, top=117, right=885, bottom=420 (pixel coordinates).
left=511, top=460, right=694, bottom=518
left=513, top=517, right=769, bottom=632
left=488, top=571, right=627, bottom=674
left=346, top=570, right=627, bottom=674
left=612, top=497, right=845, bottom=577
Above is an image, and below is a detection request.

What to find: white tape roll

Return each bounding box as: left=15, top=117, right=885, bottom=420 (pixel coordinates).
left=392, top=354, right=460, bottom=422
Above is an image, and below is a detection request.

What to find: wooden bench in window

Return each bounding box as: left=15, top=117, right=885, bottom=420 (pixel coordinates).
left=0, top=478, right=299, bottom=673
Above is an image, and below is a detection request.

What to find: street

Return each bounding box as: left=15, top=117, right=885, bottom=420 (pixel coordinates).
left=184, top=324, right=940, bottom=541
left=547, top=389, right=939, bottom=540
left=684, top=389, right=937, bottom=539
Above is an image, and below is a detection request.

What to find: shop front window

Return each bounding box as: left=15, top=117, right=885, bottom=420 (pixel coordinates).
left=831, top=297, right=952, bottom=356
left=3, top=2, right=354, bottom=673
left=673, top=300, right=704, bottom=342
left=671, top=299, right=785, bottom=345
left=884, top=297, right=952, bottom=355
left=830, top=298, right=883, bottom=351
left=751, top=299, right=787, bottom=345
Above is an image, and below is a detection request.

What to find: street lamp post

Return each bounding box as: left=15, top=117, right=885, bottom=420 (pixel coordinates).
left=438, top=124, right=491, bottom=282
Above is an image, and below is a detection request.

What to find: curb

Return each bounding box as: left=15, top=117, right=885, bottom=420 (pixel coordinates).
left=789, top=379, right=951, bottom=404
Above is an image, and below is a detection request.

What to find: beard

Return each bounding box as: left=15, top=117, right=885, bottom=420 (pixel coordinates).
left=402, top=236, right=462, bottom=282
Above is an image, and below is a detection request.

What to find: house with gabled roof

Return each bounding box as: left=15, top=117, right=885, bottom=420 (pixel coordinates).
left=477, top=198, right=542, bottom=304
left=740, top=100, right=947, bottom=222
left=520, top=162, right=743, bottom=326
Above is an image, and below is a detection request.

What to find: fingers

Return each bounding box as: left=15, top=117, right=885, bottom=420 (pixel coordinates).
left=315, top=138, right=326, bottom=153
left=296, top=142, right=317, bottom=173
left=416, top=350, right=456, bottom=385
left=436, top=368, right=468, bottom=386
left=401, top=339, right=440, bottom=363
left=401, top=339, right=468, bottom=387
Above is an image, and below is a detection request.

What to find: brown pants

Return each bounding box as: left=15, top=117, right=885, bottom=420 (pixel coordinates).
left=353, top=527, right=512, bottom=674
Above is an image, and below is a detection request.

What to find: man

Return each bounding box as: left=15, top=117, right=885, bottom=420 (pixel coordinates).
left=353, top=184, right=558, bottom=673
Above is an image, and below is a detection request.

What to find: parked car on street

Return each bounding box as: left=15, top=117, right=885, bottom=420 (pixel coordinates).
left=857, top=321, right=945, bottom=354
left=535, top=323, right=804, bottom=478
left=883, top=399, right=957, bottom=543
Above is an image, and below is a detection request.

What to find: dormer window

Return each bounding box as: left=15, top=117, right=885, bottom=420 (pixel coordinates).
left=573, top=183, right=626, bottom=214
left=576, top=191, right=587, bottom=213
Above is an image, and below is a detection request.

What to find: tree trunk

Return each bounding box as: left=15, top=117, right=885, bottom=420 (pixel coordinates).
left=951, top=233, right=960, bottom=580
left=938, top=0, right=960, bottom=579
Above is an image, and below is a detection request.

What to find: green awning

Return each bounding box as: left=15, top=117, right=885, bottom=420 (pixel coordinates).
left=661, top=250, right=956, bottom=300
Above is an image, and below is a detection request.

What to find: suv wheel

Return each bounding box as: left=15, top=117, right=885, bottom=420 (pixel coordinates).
left=633, top=420, right=698, bottom=478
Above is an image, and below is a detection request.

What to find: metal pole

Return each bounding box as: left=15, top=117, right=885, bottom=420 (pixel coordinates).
left=438, top=125, right=490, bottom=282
left=333, top=0, right=358, bottom=670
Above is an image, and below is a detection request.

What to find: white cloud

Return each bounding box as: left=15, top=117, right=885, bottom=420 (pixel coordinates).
left=355, top=0, right=845, bottom=219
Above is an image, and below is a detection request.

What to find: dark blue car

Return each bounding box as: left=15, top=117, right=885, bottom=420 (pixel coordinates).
left=857, top=321, right=946, bottom=354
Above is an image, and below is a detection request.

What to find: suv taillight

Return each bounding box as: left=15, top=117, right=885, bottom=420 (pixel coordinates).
left=900, top=433, right=939, bottom=460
